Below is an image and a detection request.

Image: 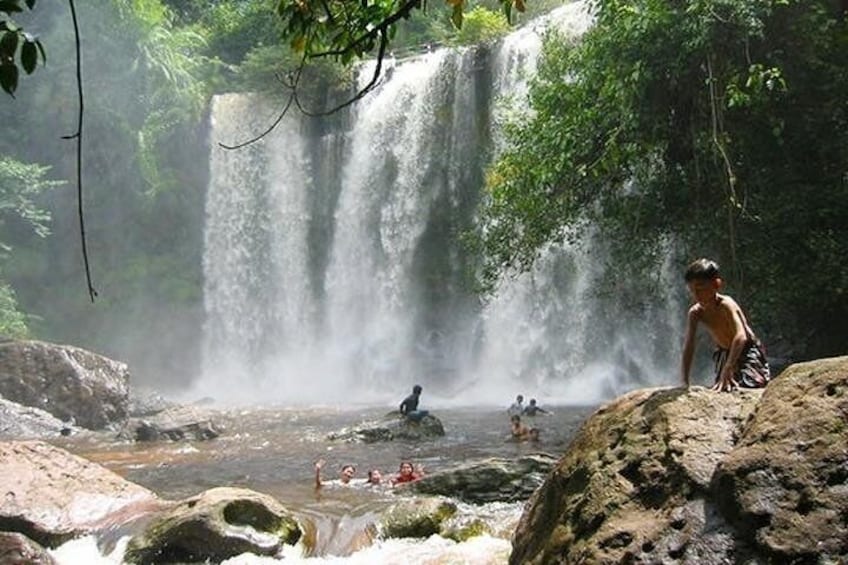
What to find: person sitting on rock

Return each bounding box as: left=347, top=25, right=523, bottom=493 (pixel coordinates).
left=392, top=461, right=424, bottom=485
left=510, top=414, right=530, bottom=440
left=314, top=459, right=356, bottom=489
left=399, top=384, right=429, bottom=422
left=522, top=398, right=550, bottom=417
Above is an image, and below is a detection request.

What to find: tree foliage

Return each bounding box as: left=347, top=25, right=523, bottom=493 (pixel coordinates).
left=0, top=0, right=46, bottom=95
left=480, top=0, right=848, bottom=359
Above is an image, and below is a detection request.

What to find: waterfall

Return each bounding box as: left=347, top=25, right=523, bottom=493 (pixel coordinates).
left=200, top=1, right=685, bottom=406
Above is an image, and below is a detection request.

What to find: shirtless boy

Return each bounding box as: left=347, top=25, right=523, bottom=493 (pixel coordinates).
left=681, top=258, right=770, bottom=391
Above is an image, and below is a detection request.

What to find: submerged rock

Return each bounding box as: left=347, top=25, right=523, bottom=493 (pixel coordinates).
left=0, top=339, right=129, bottom=430
left=402, top=454, right=558, bottom=503
left=117, top=405, right=221, bottom=442
left=510, top=356, right=848, bottom=564
left=328, top=413, right=445, bottom=443
left=123, top=487, right=305, bottom=564
left=0, top=441, right=163, bottom=548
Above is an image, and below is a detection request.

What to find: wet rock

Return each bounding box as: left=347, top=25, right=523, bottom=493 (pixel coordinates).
left=402, top=454, right=557, bottom=503
left=328, top=413, right=445, bottom=443
left=0, top=339, right=129, bottom=430
left=0, top=396, right=80, bottom=440
left=123, top=487, right=305, bottom=564
left=0, top=441, right=162, bottom=548
left=510, top=356, right=848, bottom=564
left=0, top=532, right=57, bottom=565
left=117, top=405, right=221, bottom=442
left=377, top=496, right=457, bottom=539
left=127, top=388, right=178, bottom=417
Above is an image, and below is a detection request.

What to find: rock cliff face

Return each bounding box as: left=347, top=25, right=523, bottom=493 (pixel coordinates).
left=510, top=356, right=848, bottom=564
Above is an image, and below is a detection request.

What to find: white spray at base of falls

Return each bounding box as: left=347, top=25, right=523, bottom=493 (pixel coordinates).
left=199, top=1, right=686, bottom=406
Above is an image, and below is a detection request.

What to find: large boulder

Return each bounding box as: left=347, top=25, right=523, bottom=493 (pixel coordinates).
left=0, top=340, right=129, bottom=430
left=402, top=454, right=558, bottom=503
left=714, top=356, right=848, bottom=562
left=510, top=356, right=848, bottom=564
left=123, top=487, right=306, bottom=564
left=0, top=441, right=163, bottom=548
left=328, top=413, right=445, bottom=443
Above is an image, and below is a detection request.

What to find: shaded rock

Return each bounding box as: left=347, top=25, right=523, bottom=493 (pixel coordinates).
left=328, top=413, right=445, bottom=443
left=0, top=396, right=80, bottom=440
left=377, top=496, right=457, bottom=539
left=511, top=356, right=848, bottom=565
left=402, top=454, right=557, bottom=503
left=117, top=405, right=221, bottom=442
left=714, top=356, right=848, bottom=563
left=0, top=340, right=129, bottom=430
left=123, top=487, right=304, bottom=564
left=0, top=441, right=162, bottom=548
left=0, top=532, right=57, bottom=565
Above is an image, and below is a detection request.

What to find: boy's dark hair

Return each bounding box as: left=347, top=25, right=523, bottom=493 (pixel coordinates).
left=412, top=384, right=422, bottom=394
left=684, top=258, right=720, bottom=282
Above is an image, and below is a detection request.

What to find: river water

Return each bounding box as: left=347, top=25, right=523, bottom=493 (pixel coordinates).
left=50, top=403, right=596, bottom=564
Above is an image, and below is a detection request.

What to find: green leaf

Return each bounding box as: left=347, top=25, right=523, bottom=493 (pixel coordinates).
left=24, top=0, right=35, bottom=8
left=0, top=30, right=18, bottom=58
left=20, top=39, right=36, bottom=73
left=0, top=62, right=18, bottom=95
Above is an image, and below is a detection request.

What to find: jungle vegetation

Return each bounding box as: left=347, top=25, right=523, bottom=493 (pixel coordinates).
left=0, top=0, right=845, bottom=385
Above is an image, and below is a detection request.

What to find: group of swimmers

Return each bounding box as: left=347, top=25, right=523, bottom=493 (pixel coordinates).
left=508, top=394, right=550, bottom=442
left=314, top=459, right=423, bottom=489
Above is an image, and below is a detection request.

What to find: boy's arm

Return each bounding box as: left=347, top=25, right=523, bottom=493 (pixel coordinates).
left=681, top=308, right=698, bottom=386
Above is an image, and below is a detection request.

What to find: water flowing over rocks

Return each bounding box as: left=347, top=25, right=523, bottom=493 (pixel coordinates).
left=0, top=339, right=129, bottom=430
left=0, top=441, right=163, bottom=548
left=327, top=413, right=445, bottom=442
left=123, top=487, right=305, bottom=564
left=402, top=454, right=558, bottom=503
left=510, top=356, right=848, bottom=564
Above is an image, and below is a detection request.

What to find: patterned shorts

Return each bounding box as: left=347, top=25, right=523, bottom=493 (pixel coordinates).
left=714, top=339, right=771, bottom=388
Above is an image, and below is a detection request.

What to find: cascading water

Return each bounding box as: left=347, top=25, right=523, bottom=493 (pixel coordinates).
left=200, top=1, right=686, bottom=406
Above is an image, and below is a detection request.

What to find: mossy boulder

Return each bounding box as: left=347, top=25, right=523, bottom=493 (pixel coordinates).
left=377, top=496, right=457, bottom=539
left=510, top=356, right=848, bottom=564
left=402, top=454, right=557, bottom=503
left=123, top=487, right=305, bottom=564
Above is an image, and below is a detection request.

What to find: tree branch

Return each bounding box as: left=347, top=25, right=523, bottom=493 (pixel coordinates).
left=61, top=0, right=97, bottom=302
